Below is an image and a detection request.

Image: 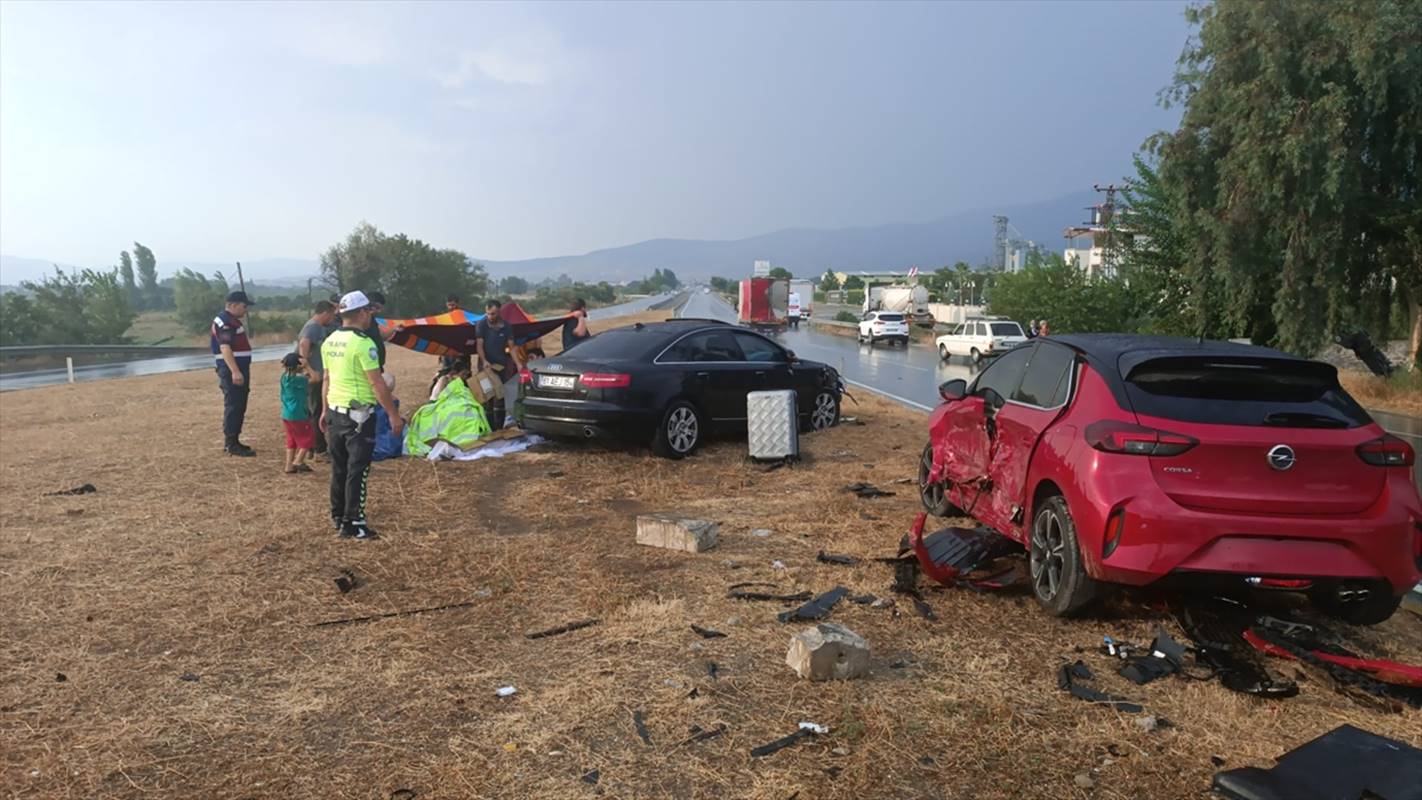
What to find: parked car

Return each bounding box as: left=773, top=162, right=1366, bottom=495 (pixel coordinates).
left=858, top=311, right=910, bottom=347
left=523, top=319, right=843, bottom=459
left=935, top=318, right=1027, bottom=363
left=917, top=334, right=1422, bottom=624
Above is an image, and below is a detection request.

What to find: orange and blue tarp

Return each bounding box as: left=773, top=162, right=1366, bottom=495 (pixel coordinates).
left=377, top=303, right=570, bottom=358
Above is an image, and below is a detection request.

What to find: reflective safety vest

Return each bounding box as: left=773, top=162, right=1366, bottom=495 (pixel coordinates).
left=404, top=378, right=492, bottom=456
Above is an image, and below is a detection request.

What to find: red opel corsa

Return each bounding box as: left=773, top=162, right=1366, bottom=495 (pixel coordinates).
left=918, top=335, right=1422, bottom=624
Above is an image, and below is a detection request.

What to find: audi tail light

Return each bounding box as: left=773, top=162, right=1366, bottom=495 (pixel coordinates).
left=1085, top=420, right=1197, bottom=457
left=1356, top=434, right=1414, bottom=467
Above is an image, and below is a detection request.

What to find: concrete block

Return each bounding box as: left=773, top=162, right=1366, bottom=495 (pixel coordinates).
left=636, top=514, right=718, bottom=553
left=786, top=623, right=870, bottom=681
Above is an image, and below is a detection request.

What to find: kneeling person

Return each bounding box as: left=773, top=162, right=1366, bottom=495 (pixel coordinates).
left=321, top=291, right=404, bottom=540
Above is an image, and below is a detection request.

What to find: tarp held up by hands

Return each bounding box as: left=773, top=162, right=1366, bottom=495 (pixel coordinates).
left=378, top=303, right=571, bottom=358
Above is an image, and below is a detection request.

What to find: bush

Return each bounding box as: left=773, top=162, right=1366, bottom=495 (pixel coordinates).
left=834, top=310, right=859, bottom=323
left=846, top=289, right=865, bottom=306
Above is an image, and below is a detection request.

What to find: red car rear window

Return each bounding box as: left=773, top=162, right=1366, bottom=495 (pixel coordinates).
left=1124, top=357, right=1371, bottom=428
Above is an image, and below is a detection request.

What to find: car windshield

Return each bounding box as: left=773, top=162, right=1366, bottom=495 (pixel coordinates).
left=877, top=313, right=905, bottom=322
left=1124, top=357, right=1371, bottom=427
left=991, top=322, right=1023, bottom=336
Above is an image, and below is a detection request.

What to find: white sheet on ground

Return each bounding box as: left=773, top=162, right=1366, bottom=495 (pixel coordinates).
left=426, top=434, right=545, bottom=461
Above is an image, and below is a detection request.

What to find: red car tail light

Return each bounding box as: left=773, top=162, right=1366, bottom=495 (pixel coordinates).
left=1085, top=420, right=1197, bottom=457
left=580, top=372, right=631, bottom=389
left=1356, top=434, right=1414, bottom=467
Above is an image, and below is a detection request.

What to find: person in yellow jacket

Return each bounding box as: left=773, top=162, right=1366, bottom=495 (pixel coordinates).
left=320, top=290, right=403, bottom=540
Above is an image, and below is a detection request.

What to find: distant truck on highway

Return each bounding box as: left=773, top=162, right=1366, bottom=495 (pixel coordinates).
left=738, top=277, right=790, bottom=331
left=788, top=279, right=816, bottom=318
left=863, top=283, right=932, bottom=326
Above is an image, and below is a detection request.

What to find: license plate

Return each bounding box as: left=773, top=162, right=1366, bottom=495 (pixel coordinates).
left=539, top=374, right=576, bottom=390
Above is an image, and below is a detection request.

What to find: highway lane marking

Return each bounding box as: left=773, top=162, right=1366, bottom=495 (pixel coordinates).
left=841, top=377, right=934, bottom=413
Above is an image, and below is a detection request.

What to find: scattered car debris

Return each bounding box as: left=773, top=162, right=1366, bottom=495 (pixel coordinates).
left=55, top=672, right=66, bottom=682
left=525, top=619, right=601, bottom=640
left=910, top=596, right=937, bottom=620
left=771, top=560, right=787, bottom=571
left=903, top=513, right=1020, bottom=589
left=1056, top=661, right=1143, bottom=713
left=496, top=686, right=518, bottom=698
left=1212, top=724, right=1422, bottom=800
left=389, top=789, right=417, bottom=800
left=632, top=710, right=652, bottom=745
left=179, top=672, right=200, bottom=682
left=798, top=721, right=830, bottom=735
left=728, top=582, right=813, bottom=603
left=706, top=661, right=719, bottom=680
left=816, top=551, right=858, bottom=566
left=313, top=600, right=478, bottom=628
left=844, top=482, right=895, bottom=499
left=750, top=722, right=829, bottom=758
left=580, top=770, right=599, bottom=785
left=869, top=597, right=894, bottom=609
left=840, top=416, right=864, bottom=426
left=679, top=724, right=727, bottom=746
left=1334, top=329, right=1395, bottom=377
left=786, top=623, right=870, bottom=680
left=1176, top=600, right=1300, bottom=699
left=636, top=514, right=718, bottom=553
left=1118, top=629, right=1188, bottom=686
left=824, top=766, right=843, bottom=779
left=889, top=477, right=914, bottom=485
left=690, top=624, right=727, bottom=639
left=334, top=569, right=359, bottom=594
left=46, top=483, right=96, bottom=496
left=850, top=594, right=877, bottom=605
left=778, top=587, right=850, bottom=623
left=751, top=529, right=772, bottom=538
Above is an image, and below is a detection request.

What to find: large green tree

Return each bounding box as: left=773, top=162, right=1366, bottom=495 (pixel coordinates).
left=319, top=222, right=490, bottom=317
left=133, top=242, right=157, bottom=292
left=818, top=269, right=840, bottom=292
left=987, top=252, right=1140, bottom=334
left=172, top=269, right=231, bottom=333
left=1153, top=0, right=1422, bottom=360
left=118, top=251, right=135, bottom=293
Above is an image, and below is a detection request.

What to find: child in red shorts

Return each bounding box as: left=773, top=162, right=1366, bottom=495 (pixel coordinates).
left=279, top=353, right=315, bottom=474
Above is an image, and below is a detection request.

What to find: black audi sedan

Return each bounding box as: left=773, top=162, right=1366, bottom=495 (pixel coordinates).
left=523, top=319, right=843, bottom=458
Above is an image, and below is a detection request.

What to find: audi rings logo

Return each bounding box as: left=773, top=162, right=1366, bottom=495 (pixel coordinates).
left=1267, top=444, right=1296, bottom=471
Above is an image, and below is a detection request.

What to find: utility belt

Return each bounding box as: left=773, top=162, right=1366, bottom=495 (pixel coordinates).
left=328, top=401, right=375, bottom=425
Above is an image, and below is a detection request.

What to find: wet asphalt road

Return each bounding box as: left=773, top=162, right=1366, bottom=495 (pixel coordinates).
left=0, top=293, right=680, bottom=392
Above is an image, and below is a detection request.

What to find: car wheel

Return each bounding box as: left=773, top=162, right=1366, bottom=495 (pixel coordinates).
left=651, top=400, right=702, bottom=459
left=918, top=442, right=962, bottom=517
left=1310, top=582, right=1402, bottom=625
left=804, top=389, right=840, bottom=433
left=970, top=348, right=983, bottom=365
left=1029, top=495, right=1099, bottom=616
left=938, top=343, right=949, bottom=361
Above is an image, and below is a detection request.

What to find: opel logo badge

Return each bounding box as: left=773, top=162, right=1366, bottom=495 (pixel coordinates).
left=1267, top=444, right=1296, bottom=471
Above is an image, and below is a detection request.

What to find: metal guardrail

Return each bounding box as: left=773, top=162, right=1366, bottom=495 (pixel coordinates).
left=0, top=344, right=208, bottom=356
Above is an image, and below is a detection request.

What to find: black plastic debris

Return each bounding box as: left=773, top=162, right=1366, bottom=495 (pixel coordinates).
left=1212, top=724, right=1422, bottom=800
left=46, top=483, right=96, bottom=496
left=632, top=710, right=652, bottom=745
left=1211, top=756, right=1227, bottom=768
left=727, top=582, right=813, bottom=603
left=690, top=624, right=727, bottom=639
left=911, top=596, right=937, bottom=621
left=844, top=482, right=895, bottom=499
left=1056, top=661, right=1143, bottom=713
left=777, top=587, right=850, bottom=623
left=824, top=766, right=843, bottom=779
left=390, top=790, right=417, bottom=800
left=850, top=594, right=877, bottom=605
left=680, top=724, right=727, bottom=746
left=911, top=524, right=1020, bottom=588
left=179, top=672, right=200, bottom=682
left=750, top=729, right=811, bottom=758
left=1334, top=330, right=1395, bottom=377
left=580, top=770, right=599, bottom=785
left=1118, top=629, right=1188, bottom=686
left=816, top=551, right=859, bottom=566
left=334, top=569, right=359, bottom=594
left=706, top=661, right=719, bottom=680
left=1177, top=601, right=1299, bottom=699
left=55, top=672, right=67, bottom=682
left=525, top=619, right=601, bottom=640
left=313, top=600, right=479, bottom=628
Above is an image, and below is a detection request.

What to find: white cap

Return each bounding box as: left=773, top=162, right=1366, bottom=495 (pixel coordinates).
left=338, top=290, right=370, bottom=312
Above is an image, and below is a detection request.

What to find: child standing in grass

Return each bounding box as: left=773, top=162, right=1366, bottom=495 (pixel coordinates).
left=279, top=353, right=315, bottom=474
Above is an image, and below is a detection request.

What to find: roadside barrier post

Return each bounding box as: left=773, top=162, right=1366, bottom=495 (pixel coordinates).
left=66, top=356, right=74, bottom=384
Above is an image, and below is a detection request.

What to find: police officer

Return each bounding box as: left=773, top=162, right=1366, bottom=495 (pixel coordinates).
left=320, top=291, right=403, bottom=540
left=212, top=290, right=256, bottom=456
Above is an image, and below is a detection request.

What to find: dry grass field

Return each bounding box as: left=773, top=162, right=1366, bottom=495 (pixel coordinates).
left=2, top=310, right=1420, bottom=799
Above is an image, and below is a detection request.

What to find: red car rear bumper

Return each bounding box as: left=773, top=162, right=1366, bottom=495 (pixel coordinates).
left=1065, top=463, right=1422, bottom=595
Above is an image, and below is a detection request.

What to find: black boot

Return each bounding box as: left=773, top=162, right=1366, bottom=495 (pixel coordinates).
left=225, top=437, right=255, bottom=457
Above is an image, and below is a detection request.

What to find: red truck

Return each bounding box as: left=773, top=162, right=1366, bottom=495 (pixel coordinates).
left=738, top=278, right=790, bottom=330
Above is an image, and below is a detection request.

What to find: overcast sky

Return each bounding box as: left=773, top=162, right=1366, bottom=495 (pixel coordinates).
left=0, top=0, right=1190, bottom=273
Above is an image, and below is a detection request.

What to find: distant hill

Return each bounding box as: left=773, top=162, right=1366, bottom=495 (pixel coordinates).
left=2, top=189, right=1097, bottom=287
left=481, top=190, right=1097, bottom=280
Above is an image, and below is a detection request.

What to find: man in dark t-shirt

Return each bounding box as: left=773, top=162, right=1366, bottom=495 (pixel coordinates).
left=475, top=300, right=523, bottom=427
left=561, top=297, right=591, bottom=353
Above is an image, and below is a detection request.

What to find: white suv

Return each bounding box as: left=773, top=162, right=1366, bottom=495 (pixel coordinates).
left=858, top=311, right=910, bottom=347
left=935, top=318, right=1027, bottom=363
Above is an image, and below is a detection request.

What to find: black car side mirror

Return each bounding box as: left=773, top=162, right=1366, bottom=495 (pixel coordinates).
left=979, top=387, right=1005, bottom=414
left=785, top=349, right=797, bottom=362
left=938, top=379, right=967, bottom=402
